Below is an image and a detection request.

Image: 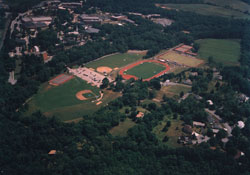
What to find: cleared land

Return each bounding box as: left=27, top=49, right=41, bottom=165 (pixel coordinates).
left=152, top=116, right=183, bottom=148
left=196, top=39, right=240, bottom=65
left=26, top=77, right=121, bottom=121
left=156, top=85, right=191, bottom=100
left=204, top=0, right=250, bottom=13
left=163, top=4, right=250, bottom=19
left=86, top=53, right=143, bottom=69
left=109, top=118, right=136, bottom=137
left=158, top=51, right=204, bottom=67
left=125, top=62, right=166, bottom=79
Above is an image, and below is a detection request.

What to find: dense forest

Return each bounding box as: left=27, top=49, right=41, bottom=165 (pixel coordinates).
left=1, top=0, right=250, bottom=174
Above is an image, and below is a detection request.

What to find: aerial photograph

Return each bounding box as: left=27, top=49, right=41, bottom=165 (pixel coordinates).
left=0, top=0, right=250, bottom=174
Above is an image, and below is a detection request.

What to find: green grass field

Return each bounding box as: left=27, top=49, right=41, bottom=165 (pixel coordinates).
left=159, top=51, right=204, bottom=67
left=196, top=39, right=241, bottom=65
left=152, top=116, right=183, bottom=148
left=86, top=53, right=143, bottom=69
left=204, top=0, right=250, bottom=13
left=125, top=62, right=166, bottom=79
left=26, top=77, right=121, bottom=121
left=34, top=77, right=99, bottom=111
left=83, top=93, right=95, bottom=98
left=156, top=85, right=191, bottom=100
left=164, top=4, right=250, bottom=19
left=109, top=118, right=136, bottom=137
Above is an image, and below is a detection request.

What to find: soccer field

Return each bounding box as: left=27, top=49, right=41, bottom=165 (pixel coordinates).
left=86, top=53, right=142, bottom=69
left=196, top=39, right=240, bottom=65
left=158, top=51, right=204, bottom=67
left=125, top=62, right=166, bottom=79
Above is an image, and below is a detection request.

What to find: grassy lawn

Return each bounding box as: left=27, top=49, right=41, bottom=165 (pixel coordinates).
left=86, top=53, right=142, bottom=69
left=163, top=4, right=250, bottom=19
left=156, top=85, right=191, bottom=100
left=83, top=93, right=95, bottom=98
left=204, top=0, right=250, bottom=13
left=34, top=77, right=100, bottom=111
left=152, top=116, right=184, bottom=148
left=125, top=62, right=166, bottom=79
left=158, top=51, right=204, bottom=67
left=26, top=77, right=121, bottom=121
left=109, top=118, right=136, bottom=137
left=196, top=39, right=241, bottom=65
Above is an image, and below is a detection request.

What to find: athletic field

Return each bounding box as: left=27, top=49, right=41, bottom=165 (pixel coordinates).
left=158, top=51, right=204, bottom=67
left=125, top=62, right=166, bottom=79
left=120, top=60, right=170, bottom=81
left=204, top=0, right=250, bottom=13
left=26, top=77, right=120, bottom=121
left=163, top=4, right=250, bottom=19
left=86, top=53, right=142, bottom=69
left=196, top=39, right=240, bottom=65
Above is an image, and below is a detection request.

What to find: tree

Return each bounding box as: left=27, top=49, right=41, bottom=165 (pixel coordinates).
left=192, top=43, right=200, bottom=53
left=166, top=121, right=171, bottom=127
left=100, top=78, right=109, bottom=89
left=216, top=129, right=227, bottom=140
left=207, top=128, right=213, bottom=137
left=150, top=78, right=161, bottom=90
left=180, top=91, right=184, bottom=97
left=232, top=126, right=241, bottom=137
left=149, top=90, right=156, bottom=99
left=163, top=136, right=169, bottom=142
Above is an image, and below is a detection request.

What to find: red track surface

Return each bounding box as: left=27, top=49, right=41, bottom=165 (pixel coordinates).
left=49, top=74, right=74, bottom=86
left=119, top=60, right=170, bottom=81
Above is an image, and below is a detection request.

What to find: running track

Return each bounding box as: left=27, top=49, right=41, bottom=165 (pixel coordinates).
left=119, top=60, right=170, bottom=81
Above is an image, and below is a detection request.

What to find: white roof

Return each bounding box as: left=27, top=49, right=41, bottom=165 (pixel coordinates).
left=207, top=100, right=213, bottom=105
left=237, top=121, right=245, bottom=129
left=34, top=46, right=39, bottom=52
left=193, top=121, right=205, bottom=127
left=31, top=16, right=52, bottom=22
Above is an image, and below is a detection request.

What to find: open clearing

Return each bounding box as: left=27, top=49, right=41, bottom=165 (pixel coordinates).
left=26, top=77, right=121, bottom=121
left=196, top=39, right=240, bottom=65
left=204, top=0, right=250, bottom=13
left=158, top=51, right=204, bottom=67
left=156, top=85, right=191, bottom=100
left=152, top=116, right=183, bottom=148
left=109, top=118, right=136, bottom=137
left=163, top=4, right=250, bottom=19
left=86, top=53, right=143, bottom=69
left=125, top=62, right=166, bottom=79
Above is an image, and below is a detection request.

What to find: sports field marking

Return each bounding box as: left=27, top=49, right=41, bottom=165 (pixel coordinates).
left=76, top=90, right=96, bottom=101
left=86, top=53, right=142, bottom=69
left=96, top=66, right=112, bottom=74
left=157, top=51, right=204, bottom=67
left=119, top=60, right=170, bottom=81
left=49, top=74, right=74, bottom=86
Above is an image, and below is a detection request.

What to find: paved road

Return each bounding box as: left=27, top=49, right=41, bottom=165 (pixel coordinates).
left=0, top=13, right=11, bottom=50
left=205, top=108, right=233, bottom=136
left=10, top=9, right=32, bottom=39
left=165, top=82, right=192, bottom=88
left=205, top=109, right=222, bottom=121
left=223, top=122, right=233, bottom=137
